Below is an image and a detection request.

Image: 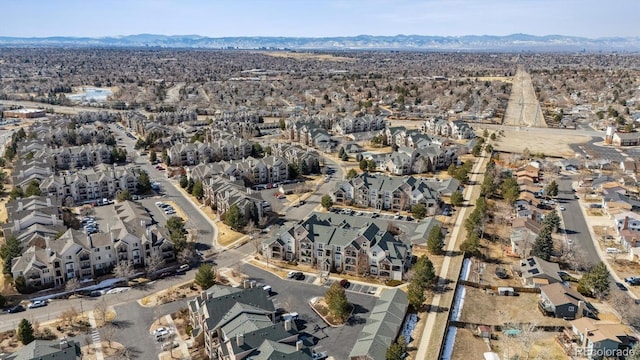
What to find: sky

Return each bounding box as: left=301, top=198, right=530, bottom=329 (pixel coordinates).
left=2, top=0, right=638, bottom=39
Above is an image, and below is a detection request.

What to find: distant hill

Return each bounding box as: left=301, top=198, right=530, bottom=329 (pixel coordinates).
left=0, top=33, right=639, bottom=52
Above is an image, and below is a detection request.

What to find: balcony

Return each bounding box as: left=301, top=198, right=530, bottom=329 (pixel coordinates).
left=81, top=262, right=91, bottom=270
left=79, top=255, right=90, bottom=262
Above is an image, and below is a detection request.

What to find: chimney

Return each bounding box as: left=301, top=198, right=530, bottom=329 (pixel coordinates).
left=59, top=338, right=69, bottom=349
left=14, top=219, right=21, bottom=232
left=577, top=301, right=585, bottom=319
left=236, top=333, right=244, bottom=347
left=250, top=280, right=256, bottom=288
left=243, top=279, right=250, bottom=289
left=17, top=201, right=23, bottom=211
left=46, top=197, right=51, bottom=207
left=45, top=236, right=51, bottom=250
left=284, top=319, right=292, bottom=331
left=623, top=216, right=630, bottom=231
left=582, top=328, right=589, bottom=349
left=295, top=339, right=303, bottom=351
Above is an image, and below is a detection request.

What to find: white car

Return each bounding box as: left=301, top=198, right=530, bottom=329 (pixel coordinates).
left=28, top=300, right=47, bottom=309
left=155, top=201, right=165, bottom=207
left=559, top=206, right=566, bottom=211
left=153, top=327, right=171, bottom=337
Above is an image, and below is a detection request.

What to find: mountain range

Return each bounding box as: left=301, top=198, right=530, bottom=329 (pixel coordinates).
left=1, top=34, right=639, bottom=52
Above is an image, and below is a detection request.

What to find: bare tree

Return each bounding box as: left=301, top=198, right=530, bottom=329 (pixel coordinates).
left=113, top=262, right=135, bottom=281
left=65, top=278, right=80, bottom=295
left=245, top=220, right=259, bottom=253
left=177, top=245, right=196, bottom=265
left=145, top=253, right=165, bottom=277
left=95, top=299, right=109, bottom=325
left=103, top=324, right=117, bottom=348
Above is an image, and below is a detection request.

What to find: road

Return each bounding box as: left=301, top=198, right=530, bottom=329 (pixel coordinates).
left=108, top=124, right=217, bottom=251
left=557, top=177, right=600, bottom=266
left=502, top=66, right=547, bottom=128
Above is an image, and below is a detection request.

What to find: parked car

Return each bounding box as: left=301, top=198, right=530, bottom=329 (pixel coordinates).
left=339, top=279, right=350, bottom=288
left=28, top=300, right=48, bottom=309
left=7, top=305, right=25, bottom=313
left=312, top=351, right=328, bottom=360
left=615, top=282, right=628, bottom=291
left=176, top=264, right=190, bottom=273
left=287, top=271, right=304, bottom=280
left=624, top=276, right=640, bottom=285
left=152, top=327, right=171, bottom=337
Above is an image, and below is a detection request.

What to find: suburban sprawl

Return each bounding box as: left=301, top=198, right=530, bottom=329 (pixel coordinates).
left=0, top=48, right=640, bottom=360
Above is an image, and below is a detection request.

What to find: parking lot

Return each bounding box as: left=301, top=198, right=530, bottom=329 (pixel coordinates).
left=240, top=264, right=378, bottom=360
left=323, top=278, right=378, bottom=296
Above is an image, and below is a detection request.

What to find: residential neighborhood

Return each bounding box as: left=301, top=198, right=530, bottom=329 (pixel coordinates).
left=0, top=19, right=639, bottom=360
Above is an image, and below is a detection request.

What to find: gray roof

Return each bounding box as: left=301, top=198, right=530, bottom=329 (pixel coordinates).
left=248, top=339, right=312, bottom=360
left=2, top=339, right=81, bottom=360
left=349, top=289, right=408, bottom=360
left=519, top=256, right=562, bottom=284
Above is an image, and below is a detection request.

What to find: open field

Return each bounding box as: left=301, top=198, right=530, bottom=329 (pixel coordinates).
left=486, top=127, right=590, bottom=157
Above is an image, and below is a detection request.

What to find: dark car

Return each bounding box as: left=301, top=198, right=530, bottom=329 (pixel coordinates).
left=287, top=271, right=305, bottom=280
left=616, top=282, right=628, bottom=291
left=7, top=305, right=25, bottom=313
left=339, top=279, right=350, bottom=288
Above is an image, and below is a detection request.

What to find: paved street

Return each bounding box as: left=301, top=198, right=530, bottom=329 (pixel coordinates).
left=557, top=177, right=599, bottom=266
left=109, top=124, right=217, bottom=251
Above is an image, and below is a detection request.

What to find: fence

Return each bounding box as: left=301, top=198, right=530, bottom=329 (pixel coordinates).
left=449, top=320, right=565, bottom=333
left=458, top=279, right=541, bottom=294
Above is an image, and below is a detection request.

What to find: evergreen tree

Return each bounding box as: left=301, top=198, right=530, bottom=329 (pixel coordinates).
left=321, top=195, right=333, bottom=210
left=116, top=189, right=132, bottom=202
left=192, top=180, right=204, bottom=199
left=531, top=226, right=553, bottom=261
left=0, top=236, right=21, bottom=274
left=137, top=170, right=152, bottom=194
left=411, top=203, right=427, bottom=219
left=195, top=264, right=216, bottom=289
left=224, top=204, right=246, bottom=231
left=179, top=175, right=189, bottom=188
left=325, top=282, right=350, bottom=321
left=17, top=319, right=34, bottom=345
left=346, top=169, right=358, bottom=179
left=407, top=281, right=425, bottom=310
left=545, top=180, right=559, bottom=198
left=427, top=225, right=444, bottom=254
left=450, top=190, right=464, bottom=207
left=543, top=211, right=561, bottom=233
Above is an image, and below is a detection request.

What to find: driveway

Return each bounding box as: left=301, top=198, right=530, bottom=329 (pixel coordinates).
left=240, top=264, right=377, bottom=360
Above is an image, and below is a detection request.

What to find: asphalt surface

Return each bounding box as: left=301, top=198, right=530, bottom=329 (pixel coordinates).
left=240, top=264, right=377, bottom=360
left=109, top=124, right=216, bottom=251
left=557, top=177, right=600, bottom=266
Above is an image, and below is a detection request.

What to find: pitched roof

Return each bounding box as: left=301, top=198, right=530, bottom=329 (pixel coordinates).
left=571, top=317, right=633, bottom=345
left=519, top=256, right=562, bottom=283
left=540, top=283, right=586, bottom=307
left=349, top=289, right=408, bottom=360
left=3, top=339, right=81, bottom=360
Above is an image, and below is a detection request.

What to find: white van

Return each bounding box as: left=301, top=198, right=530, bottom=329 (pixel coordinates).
left=606, top=248, right=619, bottom=254
left=282, top=312, right=299, bottom=321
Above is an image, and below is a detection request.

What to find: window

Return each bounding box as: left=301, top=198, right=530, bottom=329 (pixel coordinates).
left=372, top=251, right=377, bottom=257
left=106, top=246, right=111, bottom=250
left=96, top=256, right=101, bottom=260
left=568, top=306, right=575, bottom=312
left=67, top=256, right=72, bottom=260
left=336, top=246, right=341, bottom=253
left=94, top=248, right=100, bottom=252
left=318, top=244, right=323, bottom=249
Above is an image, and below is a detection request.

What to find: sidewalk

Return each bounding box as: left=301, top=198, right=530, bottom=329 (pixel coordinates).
left=415, top=154, right=489, bottom=359
left=87, top=309, right=105, bottom=360
left=162, top=314, right=190, bottom=360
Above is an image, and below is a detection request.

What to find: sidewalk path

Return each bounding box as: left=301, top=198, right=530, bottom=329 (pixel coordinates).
left=415, top=154, right=489, bottom=359
left=87, top=309, right=105, bottom=360
left=163, top=314, right=190, bottom=360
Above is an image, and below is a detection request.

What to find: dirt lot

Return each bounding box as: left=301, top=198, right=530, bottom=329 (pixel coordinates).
left=460, top=287, right=566, bottom=327
left=481, top=126, right=591, bottom=158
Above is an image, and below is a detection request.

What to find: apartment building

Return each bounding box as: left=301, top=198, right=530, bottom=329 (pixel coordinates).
left=263, top=212, right=412, bottom=280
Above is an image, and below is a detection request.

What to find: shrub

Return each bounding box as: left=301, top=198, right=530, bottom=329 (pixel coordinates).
left=385, top=280, right=403, bottom=287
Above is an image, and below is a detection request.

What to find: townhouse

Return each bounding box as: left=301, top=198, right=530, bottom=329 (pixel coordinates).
left=10, top=201, right=174, bottom=289
left=421, top=117, right=474, bottom=139
left=188, top=284, right=312, bottom=360
left=203, top=177, right=271, bottom=223
left=263, top=212, right=413, bottom=280
left=335, top=115, right=386, bottom=135
left=287, top=121, right=332, bottom=150
left=168, top=137, right=253, bottom=166
left=51, top=143, right=113, bottom=170
left=2, top=196, right=66, bottom=248
left=40, top=164, right=143, bottom=204
left=270, top=144, right=321, bottom=173
left=333, top=173, right=448, bottom=215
